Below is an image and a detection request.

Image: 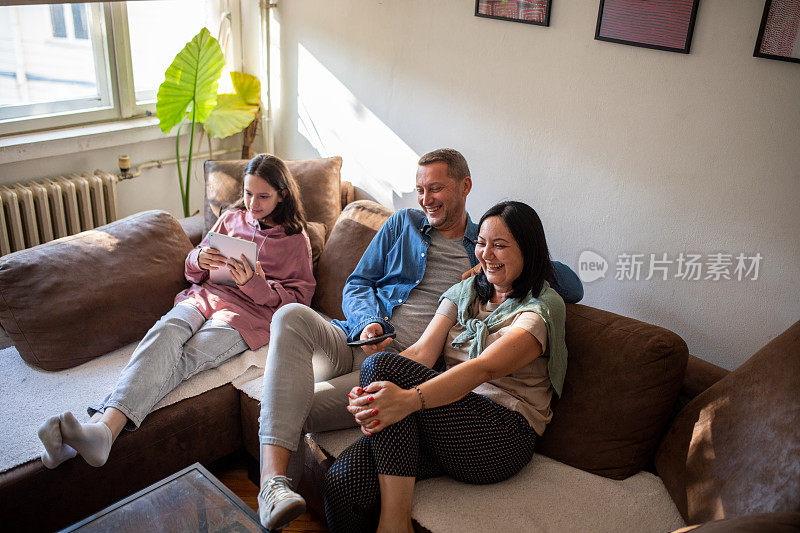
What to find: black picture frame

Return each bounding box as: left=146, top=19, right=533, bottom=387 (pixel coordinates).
left=754, top=0, right=800, bottom=64
left=594, top=0, right=700, bottom=54
left=474, top=0, right=552, bottom=27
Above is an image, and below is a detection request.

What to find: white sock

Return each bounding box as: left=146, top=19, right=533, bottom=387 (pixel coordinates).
left=59, top=411, right=113, bottom=467
left=37, top=416, right=77, bottom=469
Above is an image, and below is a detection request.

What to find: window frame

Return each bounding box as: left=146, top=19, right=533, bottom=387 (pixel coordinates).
left=0, top=1, right=202, bottom=137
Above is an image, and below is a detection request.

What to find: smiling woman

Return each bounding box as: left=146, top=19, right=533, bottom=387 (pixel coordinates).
left=327, top=200, right=567, bottom=532
left=474, top=201, right=553, bottom=306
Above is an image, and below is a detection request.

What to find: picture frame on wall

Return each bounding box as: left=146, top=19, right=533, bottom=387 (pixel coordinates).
left=754, top=0, right=800, bottom=64
left=594, top=0, right=700, bottom=54
left=475, top=0, right=552, bottom=27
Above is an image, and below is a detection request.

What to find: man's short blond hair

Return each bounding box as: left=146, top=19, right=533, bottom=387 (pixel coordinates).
left=418, top=148, right=471, bottom=181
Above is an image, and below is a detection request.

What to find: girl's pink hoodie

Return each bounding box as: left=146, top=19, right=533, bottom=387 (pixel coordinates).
left=175, top=208, right=315, bottom=350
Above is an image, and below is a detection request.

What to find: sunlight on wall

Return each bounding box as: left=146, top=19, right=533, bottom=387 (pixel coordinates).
left=296, top=44, right=418, bottom=207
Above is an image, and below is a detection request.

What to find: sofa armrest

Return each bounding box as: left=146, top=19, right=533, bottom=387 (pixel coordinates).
left=681, top=355, right=729, bottom=400
left=178, top=213, right=205, bottom=246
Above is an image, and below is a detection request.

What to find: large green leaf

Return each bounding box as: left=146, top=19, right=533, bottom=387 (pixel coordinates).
left=203, top=72, right=261, bottom=138
left=156, top=28, right=225, bottom=133
left=231, top=72, right=261, bottom=105
left=204, top=94, right=258, bottom=138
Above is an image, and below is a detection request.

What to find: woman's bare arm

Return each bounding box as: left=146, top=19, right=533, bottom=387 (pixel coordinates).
left=414, top=326, right=543, bottom=408
left=397, top=313, right=455, bottom=368
left=351, top=323, right=543, bottom=433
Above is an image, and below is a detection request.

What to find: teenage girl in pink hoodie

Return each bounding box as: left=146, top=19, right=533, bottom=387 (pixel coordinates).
left=38, top=154, right=316, bottom=469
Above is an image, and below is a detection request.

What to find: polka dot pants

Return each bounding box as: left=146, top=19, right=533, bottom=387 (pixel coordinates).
left=324, top=352, right=537, bottom=532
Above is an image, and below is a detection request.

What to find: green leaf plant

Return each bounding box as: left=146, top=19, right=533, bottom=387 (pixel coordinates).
left=156, top=28, right=261, bottom=217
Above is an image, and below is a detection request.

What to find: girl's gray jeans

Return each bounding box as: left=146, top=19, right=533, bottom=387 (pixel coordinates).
left=90, top=303, right=247, bottom=430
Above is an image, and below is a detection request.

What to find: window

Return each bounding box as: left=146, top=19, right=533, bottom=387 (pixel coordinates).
left=50, top=4, right=90, bottom=40
left=0, top=1, right=228, bottom=136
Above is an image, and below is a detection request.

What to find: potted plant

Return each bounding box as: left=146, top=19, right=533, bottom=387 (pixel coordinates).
left=156, top=27, right=261, bottom=217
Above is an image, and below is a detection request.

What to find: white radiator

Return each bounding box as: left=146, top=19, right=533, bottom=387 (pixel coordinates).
left=0, top=171, right=118, bottom=256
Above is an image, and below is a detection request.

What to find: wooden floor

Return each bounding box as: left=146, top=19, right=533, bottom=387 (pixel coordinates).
left=209, top=454, right=328, bottom=532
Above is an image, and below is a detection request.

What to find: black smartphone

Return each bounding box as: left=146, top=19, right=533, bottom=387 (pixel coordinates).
left=346, top=332, right=397, bottom=347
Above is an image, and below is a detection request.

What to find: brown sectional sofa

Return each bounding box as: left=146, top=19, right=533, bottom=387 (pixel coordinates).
left=0, top=157, right=797, bottom=531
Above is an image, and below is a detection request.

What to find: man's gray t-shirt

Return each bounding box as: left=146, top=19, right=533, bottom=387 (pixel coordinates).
left=387, top=229, right=472, bottom=352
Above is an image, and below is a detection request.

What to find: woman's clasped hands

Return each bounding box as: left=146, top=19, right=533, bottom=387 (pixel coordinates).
left=346, top=381, right=421, bottom=436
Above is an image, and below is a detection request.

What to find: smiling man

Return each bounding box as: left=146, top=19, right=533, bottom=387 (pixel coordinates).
left=253, top=148, right=583, bottom=529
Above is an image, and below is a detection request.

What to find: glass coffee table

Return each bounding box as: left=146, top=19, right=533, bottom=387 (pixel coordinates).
left=62, top=463, right=265, bottom=532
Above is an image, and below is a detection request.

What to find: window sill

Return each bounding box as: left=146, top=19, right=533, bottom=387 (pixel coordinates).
left=0, top=116, right=178, bottom=165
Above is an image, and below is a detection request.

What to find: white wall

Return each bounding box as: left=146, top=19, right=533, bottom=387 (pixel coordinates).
left=272, top=0, right=800, bottom=370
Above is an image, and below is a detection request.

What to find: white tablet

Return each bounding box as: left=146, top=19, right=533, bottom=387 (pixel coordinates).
left=206, top=231, right=258, bottom=286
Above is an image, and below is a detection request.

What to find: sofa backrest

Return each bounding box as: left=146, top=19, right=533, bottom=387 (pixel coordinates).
left=311, top=200, right=393, bottom=320
left=655, top=320, right=800, bottom=524
left=0, top=210, right=192, bottom=370
left=536, top=303, right=689, bottom=480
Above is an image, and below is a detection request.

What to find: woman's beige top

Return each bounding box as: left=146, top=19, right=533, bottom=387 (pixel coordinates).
left=437, top=297, right=552, bottom=436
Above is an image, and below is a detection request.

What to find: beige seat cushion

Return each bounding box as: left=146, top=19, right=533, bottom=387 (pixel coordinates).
left=314, top=428, right=685, bottom=533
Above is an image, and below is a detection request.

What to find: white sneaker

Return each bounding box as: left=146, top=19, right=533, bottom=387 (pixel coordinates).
left=258, top=475, right=306, bottom=531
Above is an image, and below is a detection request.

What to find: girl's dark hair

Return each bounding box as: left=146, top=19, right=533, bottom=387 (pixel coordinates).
left=231, top=154, right=306, bottom=235
left=474, top=201, right=553, bottom=303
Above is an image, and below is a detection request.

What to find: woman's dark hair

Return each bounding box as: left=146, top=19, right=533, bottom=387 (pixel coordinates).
left=231, top=154, right=306, bottom=235
left=474, top=201, right=553, bottom=303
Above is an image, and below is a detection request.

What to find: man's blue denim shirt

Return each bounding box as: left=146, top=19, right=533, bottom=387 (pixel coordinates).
left=331, top=208, right=583, bottom=342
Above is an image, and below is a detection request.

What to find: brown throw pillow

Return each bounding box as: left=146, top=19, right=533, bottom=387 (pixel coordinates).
left=0, top=210, right=192, bottom=371
left=204, top=156, right=343, bottom=238
left=655, top=320, right=800, bottom=524
left=536, top=304, right=689, bottom=480
left=287, top=157, right=343, bottom=239
left=312, top=200, right=393, bottom=320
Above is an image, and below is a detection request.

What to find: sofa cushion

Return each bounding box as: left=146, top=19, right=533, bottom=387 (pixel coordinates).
left=0, top=210, right=192, bottom=370
left=204, top=156, right=344, bottom=238
left=536, top=304, right=689, bottom=480
left=311, top=200, right=393, bottom=320
left=655, top=320, right=800, bottom=524
left=306, top=428, right=684, bottom=533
